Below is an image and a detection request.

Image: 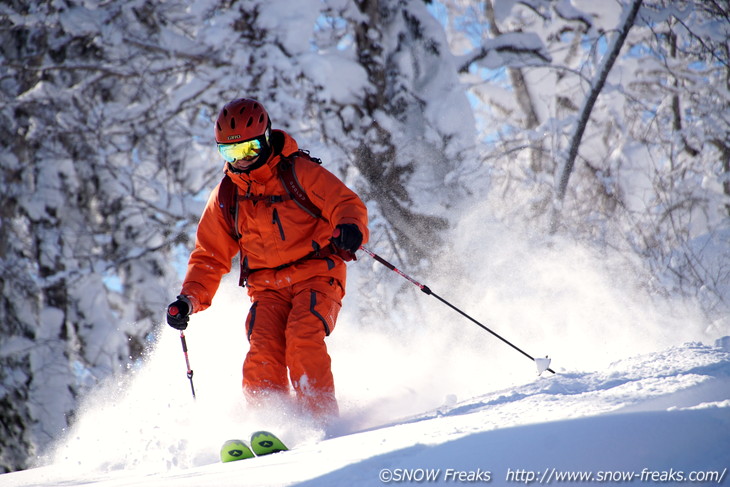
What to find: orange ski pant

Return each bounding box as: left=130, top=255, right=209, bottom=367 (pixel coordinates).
left=242, top=276, right=342, bottom=418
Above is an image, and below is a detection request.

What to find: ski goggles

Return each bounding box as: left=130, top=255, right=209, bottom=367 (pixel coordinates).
left=217, top=138, right=263, bottom=163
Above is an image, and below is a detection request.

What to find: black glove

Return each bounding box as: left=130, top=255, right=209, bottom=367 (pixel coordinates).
left=167, top=296, right=192, bottom=330
left=332, top=223, right=363, bottom=253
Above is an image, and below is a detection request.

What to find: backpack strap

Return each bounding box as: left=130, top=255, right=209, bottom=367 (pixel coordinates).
left=218, top=175, right=242, bottom=240
left=277, top=151, right=325, bottom=221
left=218, top=175, right=249, bottom=285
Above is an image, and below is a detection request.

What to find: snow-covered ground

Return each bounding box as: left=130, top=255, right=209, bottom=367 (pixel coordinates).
left=3, top=277, right=729, bottom=487
left=3, top=224, right=729, bottom=486
left=3, top=339, right=729, bottom=486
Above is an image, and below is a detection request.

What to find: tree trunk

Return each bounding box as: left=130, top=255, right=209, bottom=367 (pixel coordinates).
left=550, top=0, right=644, bottom=233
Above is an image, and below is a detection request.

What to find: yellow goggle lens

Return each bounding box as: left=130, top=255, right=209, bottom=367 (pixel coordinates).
left=218, top=139, right=262, bottom=162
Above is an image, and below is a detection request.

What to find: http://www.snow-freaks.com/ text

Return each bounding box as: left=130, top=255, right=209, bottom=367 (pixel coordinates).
left=377, top=466, right=727, bottom=484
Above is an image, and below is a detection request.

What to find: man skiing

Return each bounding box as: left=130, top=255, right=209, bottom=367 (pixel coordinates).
left=166, top=98, right=368, bottom=422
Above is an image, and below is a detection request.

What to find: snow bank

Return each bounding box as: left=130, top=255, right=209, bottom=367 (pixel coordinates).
left=2, top=341, right=728, bottom=486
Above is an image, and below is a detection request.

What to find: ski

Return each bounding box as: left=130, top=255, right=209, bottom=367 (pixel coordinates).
left=250, top=430, right=288, bottom=456
left=220, top=439, right=255, bottom=463
left=219, top=431, right=288, bottom=463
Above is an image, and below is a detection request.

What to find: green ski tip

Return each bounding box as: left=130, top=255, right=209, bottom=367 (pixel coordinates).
left=220, top=439, right=255, bottom=463
left=250, top=431, right=288, bottom=456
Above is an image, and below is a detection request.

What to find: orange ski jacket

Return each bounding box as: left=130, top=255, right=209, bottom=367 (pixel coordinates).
left=180, top=130, right=369, bottom=312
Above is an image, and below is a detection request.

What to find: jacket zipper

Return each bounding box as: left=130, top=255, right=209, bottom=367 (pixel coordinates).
left=272, top=208, right=286, bottom=240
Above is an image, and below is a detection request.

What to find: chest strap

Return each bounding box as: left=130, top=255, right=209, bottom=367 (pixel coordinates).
left=239, top=193, right=291, bottom=205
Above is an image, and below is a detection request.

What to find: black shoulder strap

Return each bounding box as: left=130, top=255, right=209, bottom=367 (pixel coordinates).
left=218, top=175, right=242, bottom=240
left=277, top=151, right=325, bottom=221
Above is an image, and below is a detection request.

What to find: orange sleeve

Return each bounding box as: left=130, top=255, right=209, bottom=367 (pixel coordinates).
left=179, top=184, right=241, bottom=312
left=296, top=158, right=369, bottom=244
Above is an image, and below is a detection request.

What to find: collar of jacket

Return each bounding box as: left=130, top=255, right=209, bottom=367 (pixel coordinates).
left=224, top=129, right=299, bottom=190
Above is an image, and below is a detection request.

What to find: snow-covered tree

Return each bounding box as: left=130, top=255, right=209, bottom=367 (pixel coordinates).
left=0, top=0, right=214, bottom=470
left=302, top=0, right=478, bottom=265
left=3, top=0, right=726, bottom=473
left=620, top=0, right=730, bottom=320
left=0, top=0, right=477, bottom=471
left=440, top=0, right=729, bottom=321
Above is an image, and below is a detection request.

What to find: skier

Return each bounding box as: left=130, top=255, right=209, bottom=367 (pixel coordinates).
left=166, top=98, right=368, bottom=422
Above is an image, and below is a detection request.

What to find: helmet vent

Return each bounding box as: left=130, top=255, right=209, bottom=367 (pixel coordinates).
left=230, top=118, right=236, bottom=129
left=246, top=116, right=253, bottom=127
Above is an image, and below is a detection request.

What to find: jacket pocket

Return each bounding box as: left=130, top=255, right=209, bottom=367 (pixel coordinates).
left=272, top=208, right=286, bottom=240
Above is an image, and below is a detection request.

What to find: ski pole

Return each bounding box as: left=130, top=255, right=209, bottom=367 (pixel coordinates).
left=179, top=331, right=196, bottom=398
left=359, top=245, right=555, bottom=375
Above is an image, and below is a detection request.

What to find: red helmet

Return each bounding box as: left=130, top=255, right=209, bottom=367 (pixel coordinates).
left=215, top=98, right=270, bottom=143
